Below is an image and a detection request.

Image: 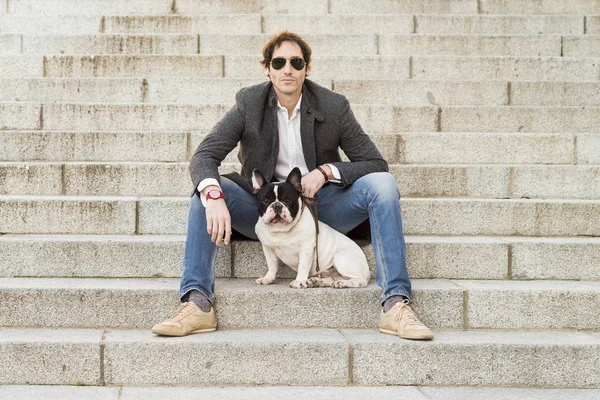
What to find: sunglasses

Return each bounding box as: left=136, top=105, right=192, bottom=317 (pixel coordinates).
left=270, top=57, right=306, bottom=71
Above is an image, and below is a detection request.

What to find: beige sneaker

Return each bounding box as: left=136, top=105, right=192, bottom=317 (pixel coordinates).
left=151, top=302, right=217, bottom=336
left=379, top=300, right=434, bottom=340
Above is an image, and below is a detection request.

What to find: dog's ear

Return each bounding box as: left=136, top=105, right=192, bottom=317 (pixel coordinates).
left=286, top=167, right=303, bottom=193
left=252, top=169, right=267, bottom=194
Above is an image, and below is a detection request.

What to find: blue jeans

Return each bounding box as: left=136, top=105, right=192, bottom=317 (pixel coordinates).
left=180, top=172, right=412, bottom=305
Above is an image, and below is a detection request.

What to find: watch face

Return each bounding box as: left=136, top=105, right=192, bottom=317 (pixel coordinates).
left=208, top=190, right=221, bottom=199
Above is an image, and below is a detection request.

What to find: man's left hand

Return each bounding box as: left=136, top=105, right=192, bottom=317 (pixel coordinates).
left=301, top=166, right=330, bottom=201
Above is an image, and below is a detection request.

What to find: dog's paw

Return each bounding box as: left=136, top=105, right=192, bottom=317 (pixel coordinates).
left=256, top=276, right=275, bottom=285
left=309, top=277, right=322, bottom=287
left=290, top=279, right=312, bottom=289
left=332, top=280, right=347, bottom=289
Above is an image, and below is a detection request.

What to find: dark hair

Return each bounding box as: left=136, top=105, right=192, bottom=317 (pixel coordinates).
left=261, top=31, right=312, bottom=69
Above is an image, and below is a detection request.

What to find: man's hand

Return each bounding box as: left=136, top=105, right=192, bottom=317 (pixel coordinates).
left=301, top=166, right=330, bottom=201
left=203, top=186, right=231, bottom=246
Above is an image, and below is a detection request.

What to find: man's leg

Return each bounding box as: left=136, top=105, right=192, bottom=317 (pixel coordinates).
left=179, top=177, right=259, bottom=304
left=152, top=177, right=258, bottom=336
left=315, top=172, right=411, bottom=302
left=315, top=172, right=433, bottom=340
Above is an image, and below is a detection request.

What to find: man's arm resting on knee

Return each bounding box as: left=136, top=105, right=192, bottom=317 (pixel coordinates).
left=201, top=184, right=232, bottom=246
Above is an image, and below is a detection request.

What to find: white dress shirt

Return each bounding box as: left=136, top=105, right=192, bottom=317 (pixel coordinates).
left=273, top=95, right=308, bottom=182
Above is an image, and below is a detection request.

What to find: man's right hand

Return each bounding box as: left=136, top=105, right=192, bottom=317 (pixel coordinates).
left=203, top=186, right=232, bottom=246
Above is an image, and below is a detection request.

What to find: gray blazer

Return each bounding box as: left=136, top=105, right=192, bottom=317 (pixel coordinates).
left=190, top=79, right=388, bottom=195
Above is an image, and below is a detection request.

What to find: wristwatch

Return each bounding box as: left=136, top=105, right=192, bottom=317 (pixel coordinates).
left=205, top=189, right=225, bottom=201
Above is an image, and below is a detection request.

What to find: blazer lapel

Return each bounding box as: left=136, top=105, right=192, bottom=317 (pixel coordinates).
left=265, top=89, right=279, bottom=179
left=300, top=86, right=324, bottom=171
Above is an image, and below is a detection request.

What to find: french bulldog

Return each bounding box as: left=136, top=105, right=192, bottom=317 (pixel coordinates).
left=252, top=167, right=370, bottom=289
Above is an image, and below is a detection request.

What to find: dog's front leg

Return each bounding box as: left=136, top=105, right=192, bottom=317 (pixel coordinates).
left=290, top=244, right=315, bottom=289
left=256, top=244, right=279, bottom=285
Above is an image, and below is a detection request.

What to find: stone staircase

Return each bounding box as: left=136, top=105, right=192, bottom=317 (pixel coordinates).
left=1, top=0, right=600, bottom=398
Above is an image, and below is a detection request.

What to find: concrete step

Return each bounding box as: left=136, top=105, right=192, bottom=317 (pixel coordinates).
left=24, top=54, right=599, bottom=81
left=264, top=14, right=586, bottom=35
left=1, top=386, right=600, bottom=400
left=198, top=34, right=378, bottom=56
left=0, top=278, right=461, bottom=329
left=7, top=0, right=174, bottom=15
left=103, top=14, right=262, bottom=34
left=590, top=16, right=600, bottom=34
left=11, top=34, right=524, bottom=57
left=0, top=55, right=43, bottom=78
left=397, top=132, right=591, bottom=164
left=0, top=78, right=147, bottom=103
left=0, top=162, right=506, bottom=197
left=564, top=35, right=600, bottom=57
left=0, top=35, right=20, bottom=55
left=139, top=197, right=600, bottom=236
left=3, top=162, right=600, bottom=200
left=228, top=55, right=600, bottom=81
left=3, top=78, right=600, bottom=107
left=7, top=0, right=330, bottom=14
left=2, top=327, right=600, bottom=387
left=0, top=130, right=189, bottom=162
left=510, top=82, right=600, bottom=106
left=0, top=328, right=104, bottom=386
left=0, top=385, right=122, bottom=400
left=19, top=34, right=200, bottom=55
left=337, top=80, right=600, bottom=107
left=347, top=329, right=600, bottom=386
left=479, top=0, right=600, bottom=15
left=42, top=55, right=407, bottom=79
left=413, top=15, right=584, bottom=34
left=330, top=0, right=477, bottom=14
left=45, top=55, right=223, bottom=78
left=439, top=106, right=600, bottom=133
left=0, top=195, right=137, bottom=235
left=104, top=14, right=585, bottom=35
left=264, top=14, right=414, bottom=35
left=63, top=33, right=587, bottom=57
left=0, top=77, right=326, bottom=104
left=0, top=103, right=41, bottom=130
left=0, top=15, right=103, bottom=34
left=3, top=196, right=599, bottom=236
left=510, top=165, right=600, bottom=199
left=0, top=234, right=230, bottom=279
left=411, top=56, right=600, bottom=81
left=4, top=102, right=600, bottom=133
left=0, top=14, right=269, bottom=37
left=1, top=234, right=599, bottom=281
left=3, top=131, right=594, bottom=164
left=5, top=0, right=600, bottom=16
left=379, top=34, right=562, bottom=56
left=3, top=277, right=600, bottom=329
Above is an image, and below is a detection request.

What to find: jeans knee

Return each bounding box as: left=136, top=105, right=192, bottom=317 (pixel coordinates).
left=359, top=172, right=400, bottom=203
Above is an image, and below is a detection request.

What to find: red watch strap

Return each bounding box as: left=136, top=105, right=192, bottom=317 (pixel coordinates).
left=205, top=190, right=225, bottom=201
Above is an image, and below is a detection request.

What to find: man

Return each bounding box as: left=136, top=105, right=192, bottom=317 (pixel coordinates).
left=152, top=31, right=434, bottom=340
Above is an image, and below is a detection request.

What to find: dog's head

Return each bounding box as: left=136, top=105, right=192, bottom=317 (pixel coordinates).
left=252, top=167, right=303, bottom=225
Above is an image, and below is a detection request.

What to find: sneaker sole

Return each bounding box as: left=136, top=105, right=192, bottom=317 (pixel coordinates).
left=379, top=328, right=434, bottom=341
left=151, top=327, right=217, bottom=337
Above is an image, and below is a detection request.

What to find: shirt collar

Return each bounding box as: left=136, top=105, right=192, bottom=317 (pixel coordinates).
left=277, top=94, right=302, bottom=115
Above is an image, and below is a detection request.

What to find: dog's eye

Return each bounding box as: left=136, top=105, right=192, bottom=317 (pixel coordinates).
left=262, top=198, right=270, bottom=204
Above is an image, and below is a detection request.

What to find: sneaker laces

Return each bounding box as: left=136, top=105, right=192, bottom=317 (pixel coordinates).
left=169, top=302, right=194, bottom=321
left=394, top=299, right=422, bottom=325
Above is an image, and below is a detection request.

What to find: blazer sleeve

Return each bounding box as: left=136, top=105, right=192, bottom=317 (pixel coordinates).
left=189, top=96, right=245, bottom=193
left=330, top=97, right=388, bottom=187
